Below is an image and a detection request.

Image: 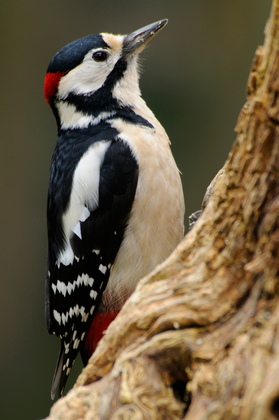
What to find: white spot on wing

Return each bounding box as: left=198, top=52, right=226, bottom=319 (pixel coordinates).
left=73, top=338, right=80, bottom=349
left=66, top=282, right=73, bottom=295
left=62, top=312, right=68, bottom=325
left=52, top=273, right=95, bottom=296
left=56, top=280, right=67, bottom=296
left=90, top=290, right=97, bottom=300
left=81, top=312, right=89, bottom=323
left=53, top=310, right=61, bottom=325
left=99, top=264, right=107, bottom=274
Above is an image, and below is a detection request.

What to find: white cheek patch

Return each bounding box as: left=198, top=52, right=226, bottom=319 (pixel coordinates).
left=58, top=45, right=122, bottom=98
left=58, top=60, right=107, bottom=97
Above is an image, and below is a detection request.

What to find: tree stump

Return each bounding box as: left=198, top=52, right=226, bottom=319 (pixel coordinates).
left=46, top=1, right=279, bottom=418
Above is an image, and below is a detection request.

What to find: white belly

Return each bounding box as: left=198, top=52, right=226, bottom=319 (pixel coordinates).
left=102, top=120, right=185, bottom=310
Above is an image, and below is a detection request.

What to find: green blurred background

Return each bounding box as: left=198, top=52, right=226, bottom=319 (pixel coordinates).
left=0, top=0, right=271, bottom=418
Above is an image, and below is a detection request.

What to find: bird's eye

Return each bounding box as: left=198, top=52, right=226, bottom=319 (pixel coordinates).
left=92, top=50, right=109, bottom=62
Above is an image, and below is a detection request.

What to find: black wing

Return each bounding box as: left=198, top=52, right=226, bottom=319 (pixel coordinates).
left=46, top=135, right=138, bottom=398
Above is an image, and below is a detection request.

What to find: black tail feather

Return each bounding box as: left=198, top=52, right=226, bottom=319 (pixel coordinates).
left=51, top=339, right=78, bottom=400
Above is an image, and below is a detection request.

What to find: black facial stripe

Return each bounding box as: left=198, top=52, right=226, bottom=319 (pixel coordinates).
left=64, top=57, right=128, bottom=116
left=107, top=107, right=154, bottom=129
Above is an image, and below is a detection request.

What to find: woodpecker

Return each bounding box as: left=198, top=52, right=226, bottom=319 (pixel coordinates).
left=44, top=19, right=185, bottom=399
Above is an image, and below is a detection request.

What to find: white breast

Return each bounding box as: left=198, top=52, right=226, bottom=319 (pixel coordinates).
left=102, top=117, right=185, bottom=310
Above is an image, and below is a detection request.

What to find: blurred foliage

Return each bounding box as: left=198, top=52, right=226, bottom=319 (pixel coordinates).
left=0, top=0, right=271, bottom=418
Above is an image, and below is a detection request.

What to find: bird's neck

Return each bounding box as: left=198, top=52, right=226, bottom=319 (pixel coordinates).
left=55, top=100, right=116, bottom=130
left=54, top=88, right=156, bottom=132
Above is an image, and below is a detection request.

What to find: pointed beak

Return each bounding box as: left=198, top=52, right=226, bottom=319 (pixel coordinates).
left=123, top=19, right=168, bottom=57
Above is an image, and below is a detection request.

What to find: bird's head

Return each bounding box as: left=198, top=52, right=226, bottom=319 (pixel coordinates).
left=44, top=20, right=168, bottom=128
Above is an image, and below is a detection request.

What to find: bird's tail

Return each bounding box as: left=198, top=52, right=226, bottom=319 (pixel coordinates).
left=51, top=338, right=78, bottom=400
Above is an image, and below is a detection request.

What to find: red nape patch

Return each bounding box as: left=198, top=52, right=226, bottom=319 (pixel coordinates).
left=82, top=310, right=120, bottom=361
left=44, top=71, right=67, bottom=104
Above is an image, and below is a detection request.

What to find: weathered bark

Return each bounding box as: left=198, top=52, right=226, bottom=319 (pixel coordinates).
left=46, top=1, right=279, bottom=419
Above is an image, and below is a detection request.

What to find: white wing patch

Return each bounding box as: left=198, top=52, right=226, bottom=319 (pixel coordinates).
left=57, top=245, right=75, bottom=266
left=72, top=223, right=82, bottom=240
left=80, top=206, right=91, bottom=222
left=60, top=140, right=111, bottom=258
left=72, top=206, right=90, bottom=239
